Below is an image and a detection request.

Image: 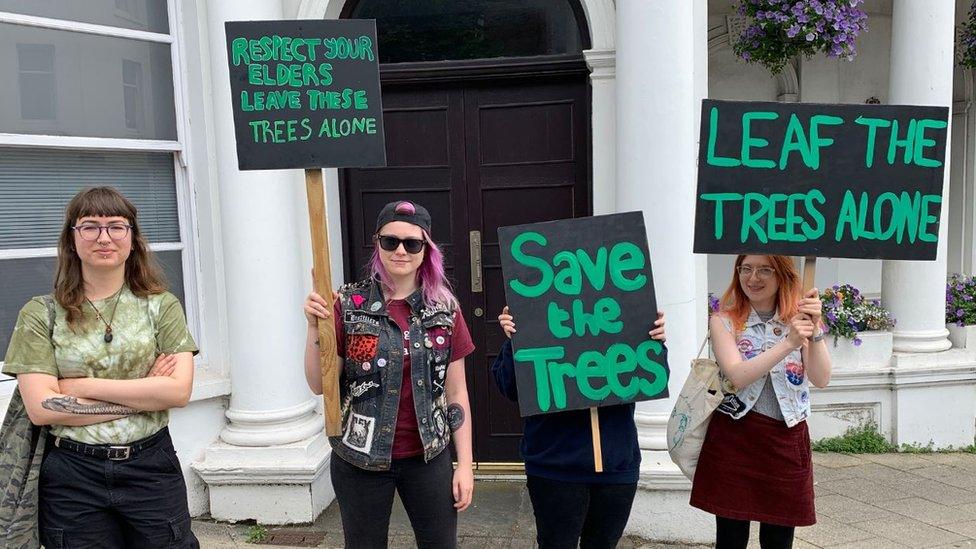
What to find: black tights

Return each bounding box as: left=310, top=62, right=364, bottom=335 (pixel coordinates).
left=716, top=516, right=795, bottom=549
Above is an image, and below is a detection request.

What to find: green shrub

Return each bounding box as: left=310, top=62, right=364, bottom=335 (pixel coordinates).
left=811, top=423, right=893, bottom=453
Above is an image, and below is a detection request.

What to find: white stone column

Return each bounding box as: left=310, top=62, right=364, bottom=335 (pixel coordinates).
left=616, top=0, right=711, bottom=543
left=192, top=0, right=332, bottom=523
left=881, top=0, right=954, bottom=353
left=585, top=49, right=615, bottom=215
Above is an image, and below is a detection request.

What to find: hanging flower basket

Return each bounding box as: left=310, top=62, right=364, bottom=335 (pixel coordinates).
left=960, top=2, right=976, bottom=69
left=733, top=0, right=868, bottom=74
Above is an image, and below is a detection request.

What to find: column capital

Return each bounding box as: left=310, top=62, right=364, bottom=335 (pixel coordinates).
left=584, top=48, right=615, bottom=80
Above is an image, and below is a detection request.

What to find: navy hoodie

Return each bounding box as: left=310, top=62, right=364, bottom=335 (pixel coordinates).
left=491, top=340, right=641, bottom=484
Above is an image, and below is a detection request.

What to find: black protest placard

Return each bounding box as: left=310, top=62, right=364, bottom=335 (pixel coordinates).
left=225, top=20, right=386, bottom=170
left=694, top=99, right=949, bottom=260
left=498, top=212, right=670, bottom=417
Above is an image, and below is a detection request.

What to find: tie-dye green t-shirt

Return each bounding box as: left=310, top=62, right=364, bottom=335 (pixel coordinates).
left=3, top=287, right=198, bottom=444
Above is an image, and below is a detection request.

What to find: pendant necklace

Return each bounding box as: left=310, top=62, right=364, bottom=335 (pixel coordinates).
left=87, top=289, right=122, bottom=343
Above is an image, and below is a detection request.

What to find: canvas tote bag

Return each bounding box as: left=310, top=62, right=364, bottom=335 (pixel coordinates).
left=667, top=334, right=725, bottom=480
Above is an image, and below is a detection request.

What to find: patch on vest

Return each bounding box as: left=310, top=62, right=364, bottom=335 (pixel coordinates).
left=344, top=311, right=381, bottom=328
left=343, top=412, right=376, bottom=454
left=717, top=393, right=746, bottom=416
left=347, top=334, right=378, bottom=363
left=349, top=372, right=382, bottom=404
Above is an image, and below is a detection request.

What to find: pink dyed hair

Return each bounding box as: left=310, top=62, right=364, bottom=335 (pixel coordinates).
left=368, top=229, right=458, bottom=310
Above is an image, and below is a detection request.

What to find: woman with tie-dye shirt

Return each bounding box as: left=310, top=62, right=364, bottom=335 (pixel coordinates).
left=691, top=255, right=831, bottom=549
left=3, top=187, right=199, bottom=548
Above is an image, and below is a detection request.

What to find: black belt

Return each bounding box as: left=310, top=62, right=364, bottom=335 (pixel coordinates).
left=51, top=427, right=168, bottom=461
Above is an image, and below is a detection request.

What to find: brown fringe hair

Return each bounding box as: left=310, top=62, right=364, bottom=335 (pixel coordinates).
left=55, top=187, right=167, bottom=328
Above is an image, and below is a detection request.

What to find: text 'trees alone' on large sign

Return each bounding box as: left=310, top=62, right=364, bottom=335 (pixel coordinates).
left=694, top=99, right=949, bottom=260
left=225, top=19, right=386, bottom=170
left=498, top=212, right=670, bottom=417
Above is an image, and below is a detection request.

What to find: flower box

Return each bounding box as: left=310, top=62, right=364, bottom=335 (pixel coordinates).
left=947, top=323, right=976, bottom=350
left=826, top=330, right=892, bottom=369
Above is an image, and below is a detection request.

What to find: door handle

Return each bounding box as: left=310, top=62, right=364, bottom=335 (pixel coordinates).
left=470, top=230, right=483, bottom=293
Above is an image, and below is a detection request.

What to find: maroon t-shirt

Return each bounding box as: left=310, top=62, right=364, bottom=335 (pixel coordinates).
left=334, top=298, right=475, bottom=459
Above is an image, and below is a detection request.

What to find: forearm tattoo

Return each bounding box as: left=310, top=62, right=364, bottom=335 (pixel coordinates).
left=447, top=403, right=465, bottom=432
left=42, top=396, right=137, bottom=416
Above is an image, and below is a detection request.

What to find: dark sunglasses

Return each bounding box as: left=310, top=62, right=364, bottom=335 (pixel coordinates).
left=375, top=234, right=426, bottom=254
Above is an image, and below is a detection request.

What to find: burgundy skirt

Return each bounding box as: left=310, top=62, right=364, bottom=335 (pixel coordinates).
left=690, top=410, right=815, bottom=527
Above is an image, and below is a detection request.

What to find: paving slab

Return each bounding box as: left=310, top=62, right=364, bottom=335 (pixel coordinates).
left=852, top=516, right=968, bottom=548
left=816, top=476, right=915, bottom=504
left=815, top=493, right=895, bottom=524
left=794, top=515, right=876, bottom=547
left=862, top=452, right=936, bottom=470
left=877, top=497, right=976, bottom=526
left=814, top=452, right=868, bottom=468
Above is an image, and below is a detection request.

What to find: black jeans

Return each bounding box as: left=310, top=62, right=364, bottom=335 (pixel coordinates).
left=330, top=450, right=457, bottom=549
left=526, top=474, right=638, bottom=549
left=39, top=427, right=198, bottom=549
left=716, top=516, right=795, bottom=549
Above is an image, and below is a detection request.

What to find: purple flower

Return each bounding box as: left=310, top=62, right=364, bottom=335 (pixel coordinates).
left=958, top=309, right=966, bottom=318
left=853, top=337, right=862, bottom=346
left=806, top=32, right=816, bottom=41
left=787, top=24, right=801, bottom=37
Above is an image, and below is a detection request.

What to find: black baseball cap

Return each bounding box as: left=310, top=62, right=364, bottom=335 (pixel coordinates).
left=375, top=201, right=432, bottom=235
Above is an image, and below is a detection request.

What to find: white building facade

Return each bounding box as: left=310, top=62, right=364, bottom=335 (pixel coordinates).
left=0, top=0, right=973, bottom=542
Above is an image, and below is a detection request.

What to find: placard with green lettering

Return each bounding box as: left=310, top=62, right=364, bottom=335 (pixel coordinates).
left=498, top=212, right=670, bottom=417
left=225, top=20, right=386, bottom=170
left=694, top=99, right=949, bottom=259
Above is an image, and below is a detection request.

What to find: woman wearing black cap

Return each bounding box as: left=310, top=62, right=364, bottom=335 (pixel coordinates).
left=303, top=201, right=475, bottom=548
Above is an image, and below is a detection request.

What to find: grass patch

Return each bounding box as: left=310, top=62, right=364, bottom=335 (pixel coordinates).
left=245, top=525, right=268, bottom=544
left=811, top=423, right=894, bottom=453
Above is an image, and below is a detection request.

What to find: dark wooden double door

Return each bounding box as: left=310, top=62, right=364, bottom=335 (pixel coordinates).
left=341, top=66, right=591, bottom=462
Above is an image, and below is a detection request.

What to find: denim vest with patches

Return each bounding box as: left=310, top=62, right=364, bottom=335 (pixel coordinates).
left=714, top=310, right=811, bottom=428
left=329, top=278, right=456, bottom=471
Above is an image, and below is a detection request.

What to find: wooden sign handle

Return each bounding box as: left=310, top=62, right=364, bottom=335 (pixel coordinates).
left=590, top=407, right=603, bottom=473
left=305, top=169, right=341, bottom=436
left=801, top=256, right=817, bottom=292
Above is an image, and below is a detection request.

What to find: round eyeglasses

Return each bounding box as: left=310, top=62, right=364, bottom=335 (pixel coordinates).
left=72, top=224, right=132, bottom=242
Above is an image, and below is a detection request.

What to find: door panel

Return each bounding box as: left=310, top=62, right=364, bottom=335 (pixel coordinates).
left=341, top=73, right=590, bottom=463
left=463, top=78, right=590, bottom=462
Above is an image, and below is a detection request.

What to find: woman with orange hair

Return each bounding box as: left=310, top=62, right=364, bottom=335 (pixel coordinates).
left=691, top=255, right=831, bottom=549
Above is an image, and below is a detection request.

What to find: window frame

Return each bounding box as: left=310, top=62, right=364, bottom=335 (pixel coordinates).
left=16, top=43, right=56, bottom=121
left=0, top=0, right=205, bottom=397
